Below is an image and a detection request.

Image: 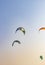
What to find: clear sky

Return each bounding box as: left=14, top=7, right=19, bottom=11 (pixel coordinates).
left=0, top=0, right=45, bottom=65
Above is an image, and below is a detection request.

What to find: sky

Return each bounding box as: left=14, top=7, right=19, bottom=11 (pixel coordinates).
left=0, top=0, right=45, bottom=65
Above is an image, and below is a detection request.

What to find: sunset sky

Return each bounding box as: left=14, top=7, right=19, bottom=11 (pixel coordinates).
left=0, top=0, right=45, bottom=65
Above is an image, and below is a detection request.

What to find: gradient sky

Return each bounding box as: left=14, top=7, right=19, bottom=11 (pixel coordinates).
left=0, top=0, right=45, bottom=65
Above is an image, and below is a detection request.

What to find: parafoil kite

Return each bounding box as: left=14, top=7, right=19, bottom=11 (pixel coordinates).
left=12, top=40, right=21, bottom=46
left=40, top=55, right=43, bottom=60
left=39, top=27, right=45, bottom=31
left=15, top=27, right=25, bottom=35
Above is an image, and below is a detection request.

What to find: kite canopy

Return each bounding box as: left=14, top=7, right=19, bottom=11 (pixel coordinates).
left=39, top=27, right=45, bottom=31
left=40, top=55, right=43, bottom=60
left=12, top=40, right=21, bottom=46
left=15, top=27, right=25, bottom=35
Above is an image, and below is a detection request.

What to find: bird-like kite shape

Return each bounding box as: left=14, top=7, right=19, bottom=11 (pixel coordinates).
left=12, top=40, right=21, bottom=46
left=15, top=27, right=25, bottom=35
left=39, top=27, right=45, bottom=31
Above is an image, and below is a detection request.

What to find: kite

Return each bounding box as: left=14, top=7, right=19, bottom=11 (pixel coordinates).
left=12, top=40, right=21, bottom=46
left=40, top=55, right=43, bottom=60
left=15, top=27, right=25, bottom=35
left=39, top=27, right=45, bottom=31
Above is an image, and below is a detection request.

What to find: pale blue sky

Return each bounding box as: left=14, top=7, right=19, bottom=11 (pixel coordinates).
left=0, top=0, right=45, bottom=65
left=0, top=0, right=45, bottom=56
